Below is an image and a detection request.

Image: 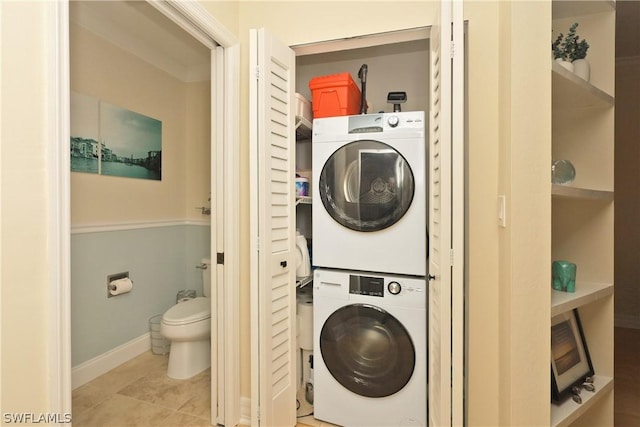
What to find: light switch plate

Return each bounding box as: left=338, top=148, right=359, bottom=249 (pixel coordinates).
left=498, top=195, right=507, bottom=228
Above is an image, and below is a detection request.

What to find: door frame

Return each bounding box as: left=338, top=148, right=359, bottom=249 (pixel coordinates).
left=48, top=1, right=240, bottom=424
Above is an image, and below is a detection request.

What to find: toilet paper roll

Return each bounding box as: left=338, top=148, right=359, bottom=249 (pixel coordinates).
left=109, top=277, right=133, bottom=296
left=297, top=300, right=313, bottom=351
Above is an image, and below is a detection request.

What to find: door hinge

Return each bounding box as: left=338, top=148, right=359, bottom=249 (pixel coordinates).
left=255, top=66, right=260, bottom=81
left=450, top=249, right=455, bottom=266
left=217, top=252, right=224, bottom=265
left=450, top=41, right=455, bottom=59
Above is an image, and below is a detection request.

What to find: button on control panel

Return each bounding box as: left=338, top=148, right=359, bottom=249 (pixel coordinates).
left=387, top=281, right=402, bottom=295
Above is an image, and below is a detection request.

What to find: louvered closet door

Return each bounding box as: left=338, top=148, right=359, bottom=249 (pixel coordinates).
left=429, top=3, right=453, bottom=424
left=429, top=0, right=465, bottom=425
left=249, top=28, right=297, bottom=427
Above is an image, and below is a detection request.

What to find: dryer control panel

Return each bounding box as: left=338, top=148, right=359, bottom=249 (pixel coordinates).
left=347, top=112, right=424, bottom=134
left=312, top=111, right=425, bottom=143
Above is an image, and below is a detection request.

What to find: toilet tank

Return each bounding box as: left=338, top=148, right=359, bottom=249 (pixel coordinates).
left=202, top=258, right=212, bottom=297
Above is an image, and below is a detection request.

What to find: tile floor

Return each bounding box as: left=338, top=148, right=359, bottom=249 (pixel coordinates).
left=71, top=350, right=334, bottom=427
left=73, top=328, right=640, bottom=426
left=614, top=327, right=640, bottom=426
left=72, top=351, right=210, bottom=426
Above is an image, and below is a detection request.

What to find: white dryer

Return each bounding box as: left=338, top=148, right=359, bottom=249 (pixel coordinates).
left=312, top=112, right=427, bottom=276
left=313, top=268, right=427, bottom=427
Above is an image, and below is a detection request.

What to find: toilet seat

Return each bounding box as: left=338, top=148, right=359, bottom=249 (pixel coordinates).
left=162, top=297, right=211, bottom=326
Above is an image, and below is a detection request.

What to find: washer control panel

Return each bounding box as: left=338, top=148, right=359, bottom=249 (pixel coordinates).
left=349, top=275, right=384, bottom=297
left=347, top=274, right=425, bottom=298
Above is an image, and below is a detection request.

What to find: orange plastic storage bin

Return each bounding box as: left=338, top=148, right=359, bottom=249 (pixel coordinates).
left=309, top=72, right=362, bottom=118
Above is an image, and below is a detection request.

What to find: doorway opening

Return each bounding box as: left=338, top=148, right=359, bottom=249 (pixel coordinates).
left=50, top=1, right=240, bottom=425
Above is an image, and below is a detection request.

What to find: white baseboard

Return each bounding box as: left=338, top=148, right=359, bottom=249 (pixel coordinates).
left=239, top=397, right=251, bottom=426
left=615, top=314, right=640, bottom=330
left=71, top=332, right=151, bottom=390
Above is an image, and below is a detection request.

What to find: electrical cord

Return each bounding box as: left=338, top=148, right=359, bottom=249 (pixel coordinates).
left=295, top=399, right=314, bottom=418
left=297, top=412, right=314, bottom=418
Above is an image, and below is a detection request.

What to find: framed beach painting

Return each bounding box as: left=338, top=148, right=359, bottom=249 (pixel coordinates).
left=551, top=309, right=594, bottom=402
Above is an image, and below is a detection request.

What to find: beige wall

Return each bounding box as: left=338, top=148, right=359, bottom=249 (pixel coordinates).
left=497, top=2, right=551, bottom=425
left=210, top=1, right=551, bottom=425
left=70, top=23, right=211, bottom=225
left=464, top=2, right=502, bottom=424
left=235, top=0, right=439, bottom=405
left=1, top=1, right=51, bottom=414
left=0, top=1, right=553, bottom=425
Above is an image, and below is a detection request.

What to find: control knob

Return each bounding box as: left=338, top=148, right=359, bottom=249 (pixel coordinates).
left=387, top=116, right=399, bottom=128
left=387, top=281, right=402, bottom=295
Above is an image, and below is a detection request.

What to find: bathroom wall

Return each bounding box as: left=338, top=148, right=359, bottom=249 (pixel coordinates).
left=71, top=225, right=209, bottom=365
left=70, top=23, right=211, bottom=366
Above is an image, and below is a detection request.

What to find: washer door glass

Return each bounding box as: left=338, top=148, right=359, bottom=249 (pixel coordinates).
left=320, top=303, right=416, bottom=398
left=319, top=140, right=414, bottom=231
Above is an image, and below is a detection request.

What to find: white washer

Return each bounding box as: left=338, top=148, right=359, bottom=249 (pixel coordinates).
left=312, top=112, right=427, bottom=276
left=313, top=268, right=427, bottom=427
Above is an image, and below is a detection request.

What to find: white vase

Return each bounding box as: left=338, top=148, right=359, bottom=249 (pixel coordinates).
left=555, top=58, right=574, bottom=72
left=572, top=59, right=590, bottom=82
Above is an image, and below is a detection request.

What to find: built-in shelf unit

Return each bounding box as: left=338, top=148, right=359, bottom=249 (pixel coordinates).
left=550, top=1, right=615, bottom=426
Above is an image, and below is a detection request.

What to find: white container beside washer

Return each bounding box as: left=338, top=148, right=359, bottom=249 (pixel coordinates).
left=295, top=230, right=311, bottom=279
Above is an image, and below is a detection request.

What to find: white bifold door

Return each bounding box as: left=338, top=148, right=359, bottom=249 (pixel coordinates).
left=249, top=1, right=464, bottom=424
left=429, top=1, right=465, bottom=426
left=249, top=27, right=298, bottom=427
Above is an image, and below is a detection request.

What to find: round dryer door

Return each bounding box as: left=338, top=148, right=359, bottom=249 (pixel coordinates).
left=319, top=140, right=414, bottom=231
left=319, top=303, right=416, bottom=398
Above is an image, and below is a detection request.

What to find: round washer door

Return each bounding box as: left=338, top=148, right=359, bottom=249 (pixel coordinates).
left=320, top=303, right=416, bottom=398
left=319, top=140, right=414, bottom=231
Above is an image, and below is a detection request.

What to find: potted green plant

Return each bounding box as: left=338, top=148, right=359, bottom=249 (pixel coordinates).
left=551, top=22, right=590, bottom=80
left=572, top=36, right=590, bottom=81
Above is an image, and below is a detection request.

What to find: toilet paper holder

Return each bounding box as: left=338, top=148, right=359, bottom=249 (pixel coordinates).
left=107, top=271, right=130, bottom=298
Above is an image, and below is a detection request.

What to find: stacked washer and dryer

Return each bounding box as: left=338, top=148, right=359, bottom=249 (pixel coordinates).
left=311, top=111, right=428, bottom=427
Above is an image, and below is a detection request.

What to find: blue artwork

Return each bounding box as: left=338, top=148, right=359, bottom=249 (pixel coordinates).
left=70, top=92, right=162, bottom=180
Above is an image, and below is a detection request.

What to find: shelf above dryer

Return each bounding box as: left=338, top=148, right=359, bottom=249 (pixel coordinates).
left=296, top=275, right=313, bottom=288
left=296, top=93, right=313, bottom=139
left=296, top=196, right=312, bottom=206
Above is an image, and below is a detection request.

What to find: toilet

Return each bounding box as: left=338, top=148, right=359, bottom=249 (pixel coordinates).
left=160, top=258, right=211, bottom=379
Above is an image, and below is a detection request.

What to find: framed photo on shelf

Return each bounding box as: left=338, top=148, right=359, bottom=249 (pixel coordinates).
left=551, top=309, right=594, bottom=402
